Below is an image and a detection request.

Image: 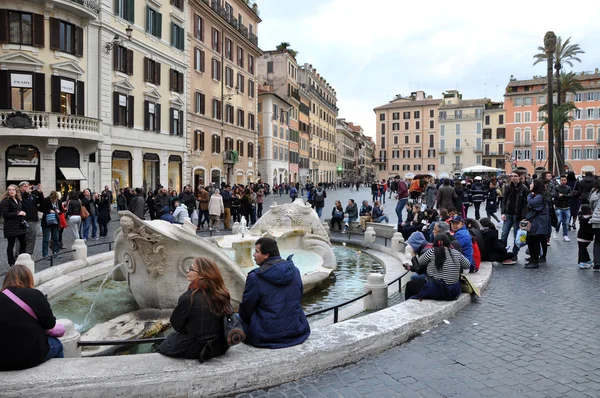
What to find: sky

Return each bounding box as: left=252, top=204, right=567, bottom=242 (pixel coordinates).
left=255, top=0, right=600, bottom=138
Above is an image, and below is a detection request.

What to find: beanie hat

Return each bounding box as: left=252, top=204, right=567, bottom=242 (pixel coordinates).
left=406, top=232, right=427, bottom=252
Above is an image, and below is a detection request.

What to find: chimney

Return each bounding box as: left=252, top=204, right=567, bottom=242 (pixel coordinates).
left=427, top=95, right=432, bottom=99
left=596, top=68, right=599, bottom=74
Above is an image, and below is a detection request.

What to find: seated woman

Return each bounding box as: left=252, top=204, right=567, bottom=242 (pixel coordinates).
left=403, top=233, right=471, bottom=301
left=0, top=265, right=64, bottom=370
left=330, top=200, right=344, bottom=231
left=479, top=218, right=516, bottom=264
left=371, top=201, right=389, bottom=223
left=157, top=257, right=231, bottom=362
left=401, top=203, right=425, bottom=240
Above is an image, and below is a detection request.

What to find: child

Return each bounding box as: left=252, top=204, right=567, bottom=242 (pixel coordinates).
left=577, top=205, right=593, bottom=269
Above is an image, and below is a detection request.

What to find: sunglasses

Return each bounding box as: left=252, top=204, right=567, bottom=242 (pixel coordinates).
left=188, top=266, right=199, bottom=273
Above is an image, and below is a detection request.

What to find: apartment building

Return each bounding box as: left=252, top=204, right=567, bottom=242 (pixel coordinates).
left=298, top=64, right=338, bottom=183
left=187, top=0, right=262, bottom=188
left=336, top=119, right=359, bottom=184
left=373, top=91, right=441, bottom=180
left=0, top=0, right=101, bottom=191
left=505, top=71, right=600, bottom=175
left=438, top=90, right=488, bottom=177
left=257, top=89, right=291, bottom=186
left=482, top=102, right=506, bottom=170
left=298, top=89, right=311, bottom=182
left=256, top=50, right=301, bottom=183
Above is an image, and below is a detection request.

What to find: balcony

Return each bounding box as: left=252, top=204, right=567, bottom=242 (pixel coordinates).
left=308, top=86, right=338, bottom=113
left=33, top=0, right=100, bottom=19
left=452, top=163, right=463, bottom=170
left=473, top=147, right=483, bottom=153
left=223, top=150, right=239, bottom=164
left=206, top=0, right=259, bottom=47
left=291, top=88, right=301, bottom=101
left=372, top=157, right=387, bottom=164
left=0, top=110, right=101, bottom=141
left=452, top=147, right=463, bottom=154
left=483, top=152, right=504, bottom=157
left=438, top=113, right=483, bottom=121
left=439, top=147, right=447, bottom=154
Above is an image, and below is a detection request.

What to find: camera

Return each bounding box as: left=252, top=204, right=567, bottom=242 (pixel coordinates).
left=21, top=220, right=29, bottom=229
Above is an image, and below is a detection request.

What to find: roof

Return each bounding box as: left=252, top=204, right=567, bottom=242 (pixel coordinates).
left=373, top=98, right=442, bottom=111
left=507, top=72, right=600, bottom=88
left=258, top=90, right=292, bottom=108
left=439, top=98, right=489, bottom=110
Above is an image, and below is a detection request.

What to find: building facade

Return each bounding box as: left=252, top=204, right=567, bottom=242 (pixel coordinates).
left=373, top=91, right=441, bottom=180
left=257, top=90, right=291, bottom=186
left=298, top=63, right=338, bottom=184
left=187, top=0, right=262, bottom=189
left=335, top=118, right=358, bottom=184
left=482, top=102, right=506, bottom=170
left=438, top=91, right=488, bottom=178
left=298, top=88, right=311, bottom=182
left=504, top=71, right=600, bottom=176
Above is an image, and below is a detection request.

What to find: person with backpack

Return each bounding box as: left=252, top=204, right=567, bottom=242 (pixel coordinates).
left=289, top=185, right=298, bottom=203
left=311, top=183, right=327, bottom=218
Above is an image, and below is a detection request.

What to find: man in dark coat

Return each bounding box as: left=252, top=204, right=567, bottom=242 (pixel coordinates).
left=239, top=237, right=310, bottom=349
left=18, top=181, right=44, bottom=255
left=179, top=185, right=196, bottom=217
left=470, top=176, right=486, bottom=220
left=436, top=178, right=457, bottom=211
left=500, top=171, right=529, bottom=259
left=154, top=188, right=170, bottom=217
left=575, top=171, right=596, bottom=205
left=129, top=188, right=145, bottom=219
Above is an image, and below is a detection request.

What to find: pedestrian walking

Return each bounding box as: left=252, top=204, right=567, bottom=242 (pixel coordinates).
left=1, top=185, right=28, bottom=267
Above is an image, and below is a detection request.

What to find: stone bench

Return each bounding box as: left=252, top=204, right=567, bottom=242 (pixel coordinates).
left=324, top=218, right=362, bottom=232
left=365, top=222, right=396, bottom=239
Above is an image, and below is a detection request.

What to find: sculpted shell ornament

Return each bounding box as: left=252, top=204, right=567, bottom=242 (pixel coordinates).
left=120, top=216, right=167, bottom=277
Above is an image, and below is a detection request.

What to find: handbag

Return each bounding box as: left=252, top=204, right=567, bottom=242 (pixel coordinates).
left=79, top=200, right=90, bottom=220
left=223, top=313, right=245, bottom=346
left=460, top=274, right=481, bottom=297
left=58, top=212, right=67, bottom=229
left=46, top=213, right=58, bottom=225
left=2, top=289, right=65, bottom=337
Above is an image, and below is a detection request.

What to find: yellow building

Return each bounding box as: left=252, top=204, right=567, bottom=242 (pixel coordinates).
left=482, top=102, right=507, bottom=170
left=187, top=0, right=262, bottom=188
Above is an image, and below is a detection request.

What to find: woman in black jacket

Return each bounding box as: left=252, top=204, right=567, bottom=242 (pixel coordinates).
left=66, top=191, right=82, bottom=240
left=240, top=188, right=253, bottom=225
left=0, top=184, right=27, bottom=266
left=41, top=191, right=62, bottom=258
left=0, top=265, right=63, bottom=370
left=97, top=191, right=112, bottom=238
left=156, top=258, right=231, bottom=362
left=479, top=218, right=516, bottom=264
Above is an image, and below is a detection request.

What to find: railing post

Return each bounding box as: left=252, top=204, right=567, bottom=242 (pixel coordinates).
left=58, top=319, right=81, bottom=358
left=391, top=232, right=405, bottom=253
left=72, top=239, right=88, bottom=266
left=364, top=273, right=387, bottom=311
left=15, top=253, right=35, bottom=281
left=334, top=307, right=338, bottom=324
left=364, top=227, right=376, bottom=245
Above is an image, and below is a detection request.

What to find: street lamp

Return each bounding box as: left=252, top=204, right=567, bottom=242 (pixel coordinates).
left=105, top=25, right=133, bottom=53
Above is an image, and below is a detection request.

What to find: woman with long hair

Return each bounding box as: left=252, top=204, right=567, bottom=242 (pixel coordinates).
left=157, top=258, right=231, bottom=361
left=524, top=179, right=552, bottom=269
left=404, top=233, right=471, bottom=301
left=41, top=191, right=62, bottom=258
left=0, top=184, right=27, bottom=266
left=0, top=265, right=64, bottom=370
left=240, top=188, right=252, bottom=225
left=66, top=191, right=82, bottom=240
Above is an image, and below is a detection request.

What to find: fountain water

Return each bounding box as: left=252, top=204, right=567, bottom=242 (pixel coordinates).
left=83, top=263, right=124, bottom=328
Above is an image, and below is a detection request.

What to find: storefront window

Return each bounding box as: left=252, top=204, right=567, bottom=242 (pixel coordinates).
left=211, top=169, right=220, bottom=184
left=10, top=73, right=33, bottom=111
left=112, top=151, right=132, bottom=192
left=60, top=79, right=75, bottom=115
left=168, top=155, right=182, bottom=192
left=194, top=168, right=205, bottom=191
left=5, top=145, right=40, bottom=188
left=143, top=153, right=160, bottom=193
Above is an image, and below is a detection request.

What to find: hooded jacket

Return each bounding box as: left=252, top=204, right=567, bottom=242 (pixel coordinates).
left=407, top=232, right=427, bottom=253
left=576, top=175, right=596, bottom=203
left=159, top=206, right=176, bottom=223
left=239, top=255, right=310, bottom=349
left=452, top=225, right=474, bottom=266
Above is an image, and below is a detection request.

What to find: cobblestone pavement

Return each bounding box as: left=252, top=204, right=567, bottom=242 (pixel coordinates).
left=237, top=232, right=600, bottom=398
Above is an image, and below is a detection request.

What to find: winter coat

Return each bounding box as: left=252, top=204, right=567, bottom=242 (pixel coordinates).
left=470, top=182, right=486, bottom=204
left=81, top=196, right=96, bottom=217
left=501, top=182, right=529, bottom=219
left=20, top=191, right=43, bottom=222
left=0, top=197, right=27, bottom=238
left=129, top=195, right=145, bottom=219
left=117, top=193, right=127, bottom=208
left=587, top=190, right=600, bottom=229
left=359, top=205, right=372, bottom=217
left=156, top=289, right=227, bottom=361
left=172, top=205, right=189, bottom=224
left=179, top=191, right=196, bottom=215
left=0, top=287, right=58, bottom=370
left=67, top=199, right=81, bottom=216
left=454, top=186, right=464, bottom=212
left=154, top=193, right=170, bottom=215
left=485, top=188, right=498, bottom=213
left=97, top=195, right=112, bottom=224
left=372, top=205, right=384, bottom=220
left=526, top=193, right=551, bottom=236
left=221, top=190, right=232, bottom=208
left=40, top=197, right=62, bottom=229
left=452, top=225, right=474, bottom=266
left=576, top=175, right=596, bottom=203
left=480, top=226, right=511, bottom=262
left=159, top=206, right=176, bottom=223
left=345, top=203, right=358, bottom=221
left=239, top=255, right=310, bottom=349
left=331, top=206, right=344, bottom=220
left=552, top=184, right=572, bottom=209
left=208, top=194, right=224, bottom=216
left=424, top=183, right=437, bottom=208
left=198, top=191, right=210, bottom=211
left=437, top=186, right=457, bottom=210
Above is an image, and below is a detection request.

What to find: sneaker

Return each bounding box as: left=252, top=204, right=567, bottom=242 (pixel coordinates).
left=552, top=232, right=558, bottom=239
left=579, top=262, right=592, bottom=269
left=538, top=257, right=546, bottom=263
left=594, top=265, right=600, bottom=272
left=563, top=236, right=570, bottom=242
left=587, top=260, right=594, bottom=267
left=502, top=259, right=517, bottom=265
left=341, top=230, right=347, bottom=234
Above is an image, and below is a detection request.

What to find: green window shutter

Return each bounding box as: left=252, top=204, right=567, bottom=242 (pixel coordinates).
left=146, top=7, right=150, bottom=33
left=171, top=23, right=175, bottom=47
left=156, top=13, right=162, bottom=39
left=127, top=0, right=135, bottom=23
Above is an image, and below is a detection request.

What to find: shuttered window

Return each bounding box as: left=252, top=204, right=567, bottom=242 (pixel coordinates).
left=169, top=107, right=183, bottom=136
left=50, top=18, right=83, bottom=57
left=0, top=11, right=44, bottom=47
left=113, top=92, right=134, bottom=127
left=194, top=48, right=205, bottom=73
left=146, top=7, right=162, bottom=38
left=169, top=69, right=184, bottom=94
left=171, top=23, right=184, bottom=50
left=143, top=58, right=161, bottom=85
left=144, top=101, right=161, bottom=132
left=195, top=92, right=205, bottom=114
left=114, top=46, right=134, bottom=75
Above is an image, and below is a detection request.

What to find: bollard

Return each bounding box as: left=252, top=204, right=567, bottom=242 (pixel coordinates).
left=364, top=273, right=388, bottom=311
left=57, top=319, right=81, bottom=358
left=391, top=232, right=405, bottom=253
left=364, top=227, right=376, bottom=245
left=15, top=253, right=35, bottom=280
left=72, top=239, right=88, bottom=266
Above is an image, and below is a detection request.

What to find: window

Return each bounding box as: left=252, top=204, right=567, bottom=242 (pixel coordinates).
left=225, top=67, right=234, bottom=88
left=225, top=38, right=233, bottom=61
left=456, top=124, right=460, bottom=135
left=587, top=108, right=595, bottom=120
left=575, top=93, right=583, bottom=102
left=237, top=109, right=244, bottom=127
left=237, top=46, right=244, bottom=68
left=404, top=121, right=409, bottom=130
left=170, top=0, right=183, bottom=11
left=194, top=130, right=205, bottom=151
left=587, top=92, right=595, bottom=102
left=114, top=46, right=133, bottom=74
left=237, top=73, right=244, bottom=93
left=379, top=113, right=385, bottom=121
left=440, top=156, right=445, bottom=165
left=515, top=98, right=523, bottom=106
left=248, top=113, right=255, bottom=131
left=146, top=7, right=162, bottom=38
left=427, top=149, right=436, bottom=158
left=211, top=28, right=220, bottom=52
left=6, top=11, right=44, bottom=46
left=404, top=135, right=409, bottom=144
left=248, top=80, right=255, bottom=98
left=585, top=148, right=594, bottom=159
left=455, top=138, right=461, bottom=149
left=248, top=142, right=254, bottom=158
left=429, top=120, right=434, bottom=129
left=143, top=101, right=160, bottom=132
left=499, top=114, right=504, bottom=125
left=439, top=111, right=447, bottom=120
left=586, top=126, right=594, bottom=140
left=248, top=55, right=254, bottom=74
left=194, top=48, right=205, bottom=73
left=225, top=104, right=234, bottom=123
left=414, top=149, right=421, bottom=158
left=414, top=165, right=421, bottom=171
left=273, top=145, right=278, bottom=160
left=212, top=134, right=221, bottom=153
left=485, top=115, right=490, bottom=125
left=392, top=165, right=400, bottom=171
left=415, top=135, right=420, bottom=144
left=392, top=112, right=400, bottom=120
left=170, top=69, right=184, bottom=93
left=212, top=58, right=221, bottom=81
left=224, top=137, right=233, bottom=151
left=194, top=14, right=204, bottom=41
left=50, top=18, right=83, bottom=56
left=144, top=58, right=161, bottom=84
left=515, top=112, right=522, bottom=123
left=415, top=121, right=420, bottom=130
left=537, top=96, right=546, bottom=105
left=267, top=61, right=273, bottom=73
left=414, top=110, right=420, bottom=119
left=392, top=123, right=400, bottom=131
left=236, top=140, right=244, bottom=157
left=454, top=110, right=462, bottom=119
left=113, top=92, right=134, bottom=127
left=571, top=148, right=581, bottom=160
left=523, top=97, right=532, bottom=106
left=8, top=72, right=34, bottom=111
left=440, top=125, right=445, bottom=136
left=169, top=108, right=183, bottom=136
left=523, top=112, right=531, bottom=123
left=195, top=92, right=205, bottom=114
left=115, top=0, right=135, bottom=22
left=574, top=109, right=581, bottom=120
left=537, top=127, right=544, bottom=141
left=403, top=111, right=410, bottom=119
left=574, top=127, right=582, bottom=140
left=212, top=98, right=221, bottom=120
left=171, top=23, right=184, bottom=50
left=393, top=135, right=399, bottom=145
left=381, top=124, right=385, bottom=134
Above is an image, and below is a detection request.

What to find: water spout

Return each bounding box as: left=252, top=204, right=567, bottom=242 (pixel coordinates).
left=239, top=216, right=249, bottom=238
left=83, top=263, right=124, bottom=328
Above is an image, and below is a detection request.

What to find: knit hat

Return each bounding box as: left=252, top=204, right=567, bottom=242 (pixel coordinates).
left=406, top=232, right=427, bottom=252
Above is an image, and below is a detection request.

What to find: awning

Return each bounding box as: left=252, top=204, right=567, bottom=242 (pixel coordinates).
left=59, top=167, right=86, bottom=180
left=6, top=167, right=36, bottom=181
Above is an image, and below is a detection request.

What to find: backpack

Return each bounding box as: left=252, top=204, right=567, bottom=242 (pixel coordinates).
left=314, top=189, right=325, bottom=204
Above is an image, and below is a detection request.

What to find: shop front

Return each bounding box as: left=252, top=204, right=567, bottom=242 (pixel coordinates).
left=168, top=155, right=182, bottom=192
left=55, top=146, right=86, bottom=194
left=112, top=150, right=132, bottom=192
left=143, top=153, right=160, bottom=193
left=5, top=145, right=40, bottom=188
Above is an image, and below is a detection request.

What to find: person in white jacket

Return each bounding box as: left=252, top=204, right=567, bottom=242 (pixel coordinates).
left=172, top=199, right=189, bottom=224
left=208, top=189, right=224, bottom=231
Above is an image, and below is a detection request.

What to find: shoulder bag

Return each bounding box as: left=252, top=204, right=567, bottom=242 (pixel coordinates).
left=79, top=200, right=90, bottom=220
left=223, top=313, right=245, bottom=346
left=2, top=289, right=65, bottom=337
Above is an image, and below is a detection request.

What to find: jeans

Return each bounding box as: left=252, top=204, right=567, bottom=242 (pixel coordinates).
left=473, top=202, right=482, bottom=220
left=82, top=216, right=91, bottom=239
left=500, top=214, right=520, bottom=255
left=43, top=336, right=64, bottom=362
left=223, top=208, right=231, bottom=229
left=24, top=220, right=38, bottom=255
left=396, top=198, right=408, bottom=230
left=257, top=203, right=263, bottom=218
left=6, top=234, right=27, bottom=266
left=69, top=215, right=81, bottom=240
left=198, top=210, right=210, bottom=227
left=90, top=215, right=98, bottom=238
left=578, top=241, right=592, bottom=263
left=42, top=226, right=59, bottom=257
left=315, top=206, right=323, bottom=218
left=372, top=192, right=378, bottom=202
left=555, top=207, right=570, bottom=236
left=375, top=215, right=389, bottom=223
left=250, top=206, right=257, bottom=225
left=487, top=211, right=500, bottom=222
left=331, top=218, right=342, bottom=230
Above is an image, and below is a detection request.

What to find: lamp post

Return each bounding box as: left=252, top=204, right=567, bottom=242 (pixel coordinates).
left=105, top=25, right=133, bottom=53
left=544, top=31, right=557, bottom=175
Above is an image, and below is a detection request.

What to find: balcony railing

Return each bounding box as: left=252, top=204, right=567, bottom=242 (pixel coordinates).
left=0, top=110, right=100, bottom=136
left=439, top=113, right=483, bottom=121
left=452, top=148, right=463, bottom=153
left=439, top=148, right=447, bottom=154
left=452, top=163, right=463, bottom=169
left=483, top=151, right=504, bottom=157
left=223, top=150, right=239, bottom=164
left=207, top=0, right=259, bottom=47
left=473, top=147, right=483, bottom=153
left=308, top=86, right=338, bottom=113
left=291, top=88, right=301, bottom=101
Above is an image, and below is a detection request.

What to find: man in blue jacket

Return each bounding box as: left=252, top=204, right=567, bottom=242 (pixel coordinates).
left=239, top=237, right=310, bottom=348
left=449, top=215, right=474, bottom=270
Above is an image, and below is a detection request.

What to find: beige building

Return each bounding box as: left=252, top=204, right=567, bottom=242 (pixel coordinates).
left=373, top=91, right=441, bottom=180
left=187, top=0, right=262, bottom=188
left=298, top=88, right=311, bottom=182
left=298, top=63, right=338, bottom=183
left=438, top=90, right=489, bottom=178
left=482, top=102, right=506, bottom=170
left=336, top=119, right=358, bottom=184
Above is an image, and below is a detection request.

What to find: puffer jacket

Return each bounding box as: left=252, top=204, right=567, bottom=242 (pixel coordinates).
left=470, top=182, right=486, bottom=204
left=588, top=190, right=600, bottom=229
left=526, top=193, right=551, bottom=236
left=239, top=255, right=310, bottom=349
left=0, top=197, right=26, bottom=238
left=552, top=184, right=572, bottom=209
left=452, top=225, right=474, bottom=266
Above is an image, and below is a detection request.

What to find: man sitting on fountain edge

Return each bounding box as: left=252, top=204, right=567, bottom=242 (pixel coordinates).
left=239, top=237, right=311, bottom=348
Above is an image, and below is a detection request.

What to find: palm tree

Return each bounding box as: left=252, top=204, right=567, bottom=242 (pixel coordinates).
left=539, top=102, right=578, bottom=172
left=275, top=42, right=298, bottom=59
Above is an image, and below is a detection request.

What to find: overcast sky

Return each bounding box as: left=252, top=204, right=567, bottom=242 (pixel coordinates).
left=256, top=0, right=600, bottom=138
